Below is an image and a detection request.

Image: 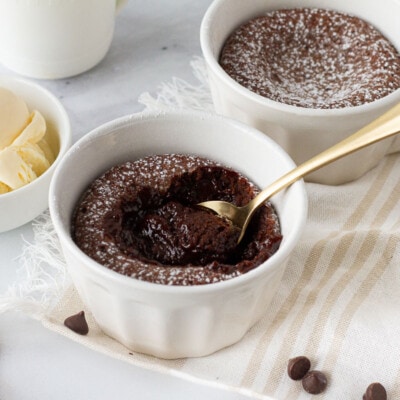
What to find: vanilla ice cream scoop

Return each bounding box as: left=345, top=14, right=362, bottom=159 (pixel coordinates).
left=0, top=87, right=53, bottom=194
left=0, top=87, right=30, bottom=150
left=0, top=147, right=37, bottom=190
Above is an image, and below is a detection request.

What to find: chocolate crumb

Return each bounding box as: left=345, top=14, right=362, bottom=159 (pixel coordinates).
left=363, top=382, right=387, bottom=400
left=64, top=311, right=89, bottom=335
left=302, top=370, right=328, bottom=394
left=287, top=356, right=311, bottom=380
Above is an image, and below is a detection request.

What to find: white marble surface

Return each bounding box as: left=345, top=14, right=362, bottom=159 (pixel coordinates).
left=0, top=1, right=250, bottom=399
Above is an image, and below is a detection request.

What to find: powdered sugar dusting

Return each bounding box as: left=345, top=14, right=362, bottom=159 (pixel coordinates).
left=220, top=8, right=400, bottom=109
left=72, top=154, right=282, bottom=286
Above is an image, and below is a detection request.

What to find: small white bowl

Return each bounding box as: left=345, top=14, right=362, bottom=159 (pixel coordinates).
left=49, top=111, right=307, bottom=359
left=200, top=0, right=400, bottom=185
left=0, top=76, right=71, bottom=233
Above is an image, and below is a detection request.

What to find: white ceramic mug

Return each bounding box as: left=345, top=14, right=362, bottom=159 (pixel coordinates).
left=0, top=0, right=127, bottom=79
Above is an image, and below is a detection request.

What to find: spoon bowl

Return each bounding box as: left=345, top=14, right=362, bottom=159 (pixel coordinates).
left=199, top=102, right=400, bottom=243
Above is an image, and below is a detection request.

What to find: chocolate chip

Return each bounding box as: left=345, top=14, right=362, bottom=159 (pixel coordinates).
left=64, top=311, right=89, bottom=335
left=287, top=356, right=311, bottom=380
left=364, top=383, right=387, bottom=400
left=302, top=370, right=328, bottom=394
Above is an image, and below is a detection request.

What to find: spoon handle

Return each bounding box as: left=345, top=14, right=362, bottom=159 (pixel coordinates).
left=250, top=102, right=400, bottom=210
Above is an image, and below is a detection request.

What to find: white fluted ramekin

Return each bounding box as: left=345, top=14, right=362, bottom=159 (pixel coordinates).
left=200, top=0, right=400, bottom=185
left=49, top=111, right=307, bottom=359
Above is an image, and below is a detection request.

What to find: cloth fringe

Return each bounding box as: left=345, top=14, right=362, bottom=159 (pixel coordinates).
left=0, top=211, right=68, bottom=317
left=138, top=57, right=214, bottom=112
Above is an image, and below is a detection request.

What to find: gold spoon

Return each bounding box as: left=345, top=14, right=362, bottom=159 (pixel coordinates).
left=199, top=102, right=400, bottom=244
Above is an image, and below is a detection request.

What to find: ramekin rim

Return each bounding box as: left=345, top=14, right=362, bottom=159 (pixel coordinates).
left=199, top=0, right=400, bottom=117
left=49, top=110, right=308, bottom=296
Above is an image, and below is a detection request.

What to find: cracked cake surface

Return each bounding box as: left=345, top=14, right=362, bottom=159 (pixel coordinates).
left=72, top=154, right=282, bottom=286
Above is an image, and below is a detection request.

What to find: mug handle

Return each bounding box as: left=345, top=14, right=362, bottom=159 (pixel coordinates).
left=116, top=0, right=127, bottom=13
